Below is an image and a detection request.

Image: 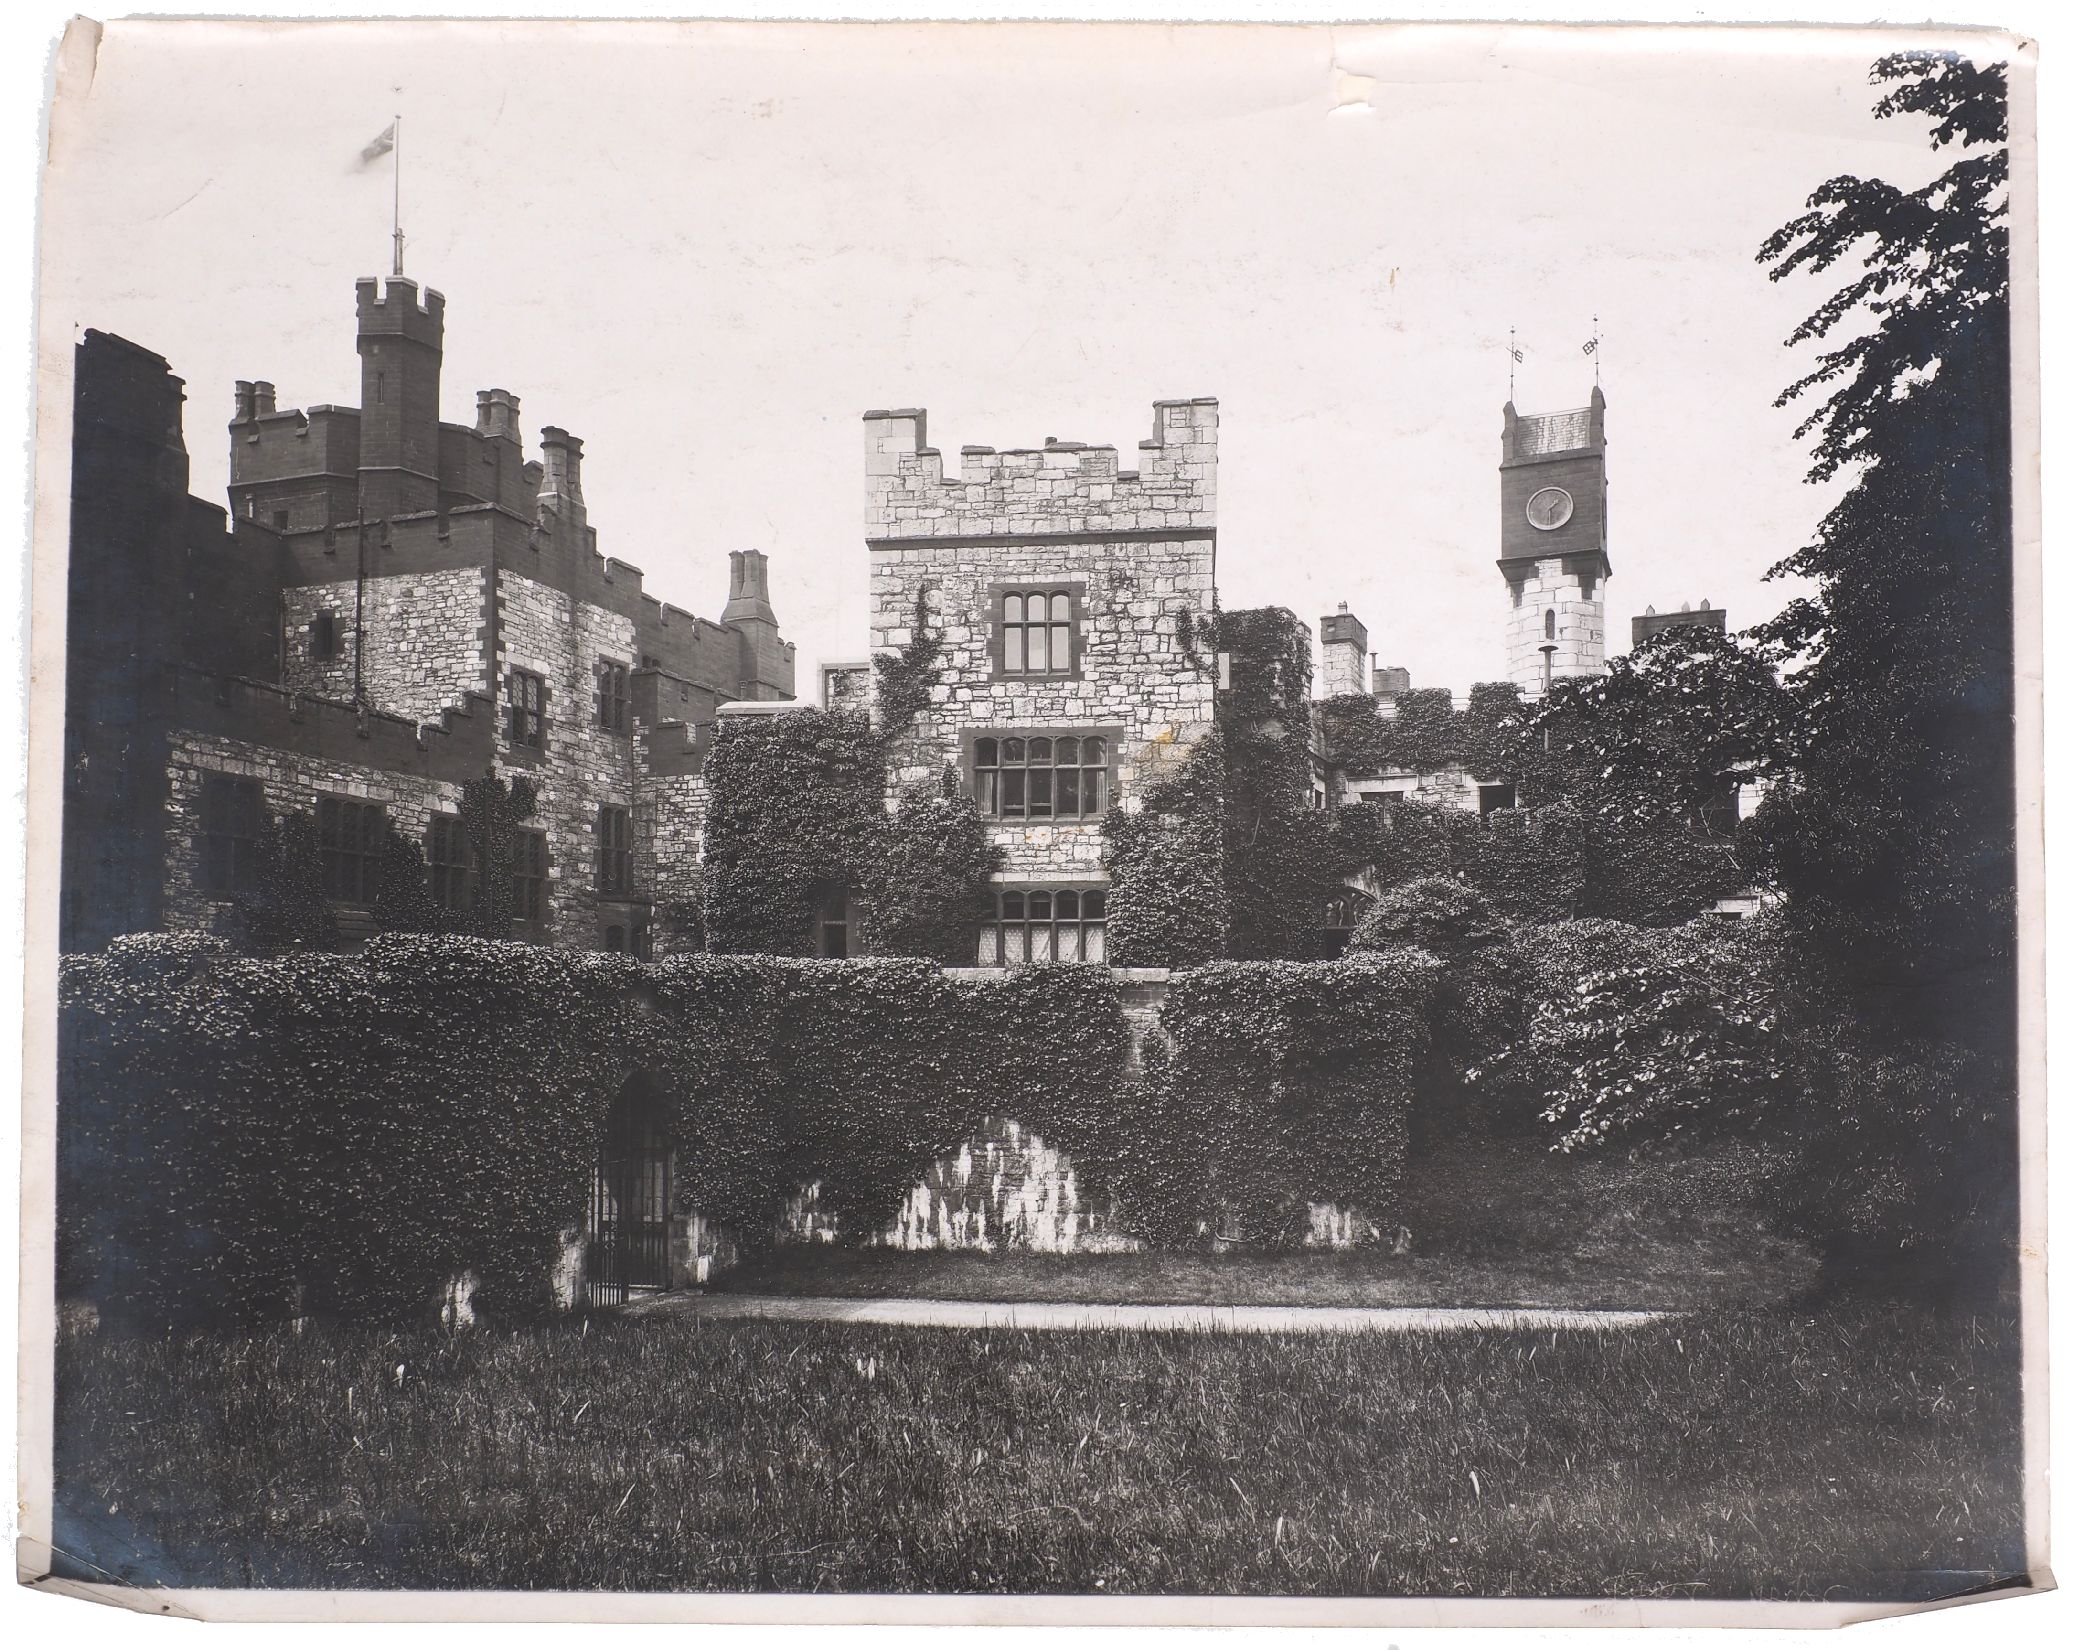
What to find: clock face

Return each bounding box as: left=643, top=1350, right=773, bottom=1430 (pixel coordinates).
left=1526, top=486, right=1575, bottom=531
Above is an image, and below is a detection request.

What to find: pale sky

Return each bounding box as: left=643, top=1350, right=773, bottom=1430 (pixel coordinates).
left=39, top=19, right=1993, bottom=696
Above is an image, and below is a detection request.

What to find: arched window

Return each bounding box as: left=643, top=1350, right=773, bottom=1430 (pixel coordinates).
left=1544, top=608, right=1557, bottom=640
left=1320, top=888, right=1372, bottom=959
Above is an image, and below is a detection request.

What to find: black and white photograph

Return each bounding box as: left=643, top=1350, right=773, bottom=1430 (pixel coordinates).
left=11, top=8, right=2049, bottom=1626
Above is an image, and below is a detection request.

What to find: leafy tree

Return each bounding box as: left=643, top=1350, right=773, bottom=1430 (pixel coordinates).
left=1747, top=49, right=2014, bottom=1047
left=1514, top=626, right=1795, bottom=835
left=230, top=812, right=338, bottom=953
left=1498, top=54, right=2019, bottom=1295
left=1748, top=50, right=2016, bottom=1293
left=456, top=767, right=541, bottom=941
left=1512, top=917, right=1797, bottom=1154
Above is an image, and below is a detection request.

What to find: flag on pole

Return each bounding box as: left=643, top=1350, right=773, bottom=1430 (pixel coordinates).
left=1582, top=338, right=1598, bottom=356
left=1510, top=345, right=1525, bottom=363
left=360, top=123, right=397, bottom=166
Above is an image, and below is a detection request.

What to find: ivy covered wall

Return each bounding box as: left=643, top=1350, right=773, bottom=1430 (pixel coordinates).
left=59, top=933, right=1429, bottom=1327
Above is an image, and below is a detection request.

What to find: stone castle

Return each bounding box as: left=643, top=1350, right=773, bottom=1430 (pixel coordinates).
left=63, top=274, right=1724, bottom=964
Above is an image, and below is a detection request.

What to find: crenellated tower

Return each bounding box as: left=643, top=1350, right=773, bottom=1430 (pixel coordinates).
left=1498, top=385, right=1610, bottom=692
left=354, top=275, right=445, bottom=520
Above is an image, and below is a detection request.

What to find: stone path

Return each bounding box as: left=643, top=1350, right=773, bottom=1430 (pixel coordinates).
left=622, top=1292, right=1669, bottom=1335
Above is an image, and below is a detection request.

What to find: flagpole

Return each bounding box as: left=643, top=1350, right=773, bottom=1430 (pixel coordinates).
left=391, top=115, right=404, bottom=277
left=1508, top=327, right=1516, bottom=400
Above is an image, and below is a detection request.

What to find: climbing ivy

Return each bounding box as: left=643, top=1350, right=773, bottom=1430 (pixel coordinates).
left=702, top=604, right=1000, bottom=960
left=1209, top=609, right=1343, bottom=961
left=228, top=812, right=339, bottom=953
left=861, top=771, right=1004, bottom=963
left=1157, top=952, right=1437, bottom=1242
left=457, top=766, right=540, bottom=940
left=58, top=933, right=641, bottom=1327
left=702, top=707, right=884, bottom=955
left=1102, top=730, right=1231, bottom=967
left=872, top=584, right=944, bottom=743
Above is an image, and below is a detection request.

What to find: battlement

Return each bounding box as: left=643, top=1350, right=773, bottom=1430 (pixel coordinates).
left=1632, top=600, right=1727, bottom=647
left=1503, top=385, right=1606, bottom=467
left=863, top=398, right=1218, bottom=542
left=230, top=403, right=363, bottom=489
left=354, top=276, right=446, bottom=346
left=78, top=330, right=188, bottom=452
left=154, top=663, right=497, bottom=782
left=639, top=709, right=715, bottom=779
left=637, top=593, right=717, bottom=634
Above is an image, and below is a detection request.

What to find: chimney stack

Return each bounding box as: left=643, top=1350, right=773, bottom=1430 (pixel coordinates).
left=475, top=388, right=522, bottom=442
left=1318, top=605, right=1370, bottom=700
left=537, top=426, right=586, bottom=525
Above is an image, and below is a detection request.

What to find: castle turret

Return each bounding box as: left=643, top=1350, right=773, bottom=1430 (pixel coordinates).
left=1499, top=384, right=1610, bottom=693
left=1320, top=604, right=1370, bottom=699
left=355, top=275, right=445, bottom=520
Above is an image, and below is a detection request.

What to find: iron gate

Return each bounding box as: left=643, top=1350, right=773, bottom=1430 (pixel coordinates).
left=589, top=1086, right=672, bottom=1306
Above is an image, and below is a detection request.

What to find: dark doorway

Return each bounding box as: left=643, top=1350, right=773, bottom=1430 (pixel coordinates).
left=818, top=886, right=852, bottom=958
left=588, top=1077, right=672, bottom=1305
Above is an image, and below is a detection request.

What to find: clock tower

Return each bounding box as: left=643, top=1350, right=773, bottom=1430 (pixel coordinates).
left=1499, top=385, right=1610, bottom=693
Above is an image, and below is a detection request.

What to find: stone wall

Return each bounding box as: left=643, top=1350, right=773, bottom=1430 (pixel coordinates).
left=161, top=730, right=462, bottom=934
left=281, top=568, right=487, bottom=722
left=635, top=765, right=709, bottom=956
left=495, top=570, right=641, bottom=947
left=819, top=660, right=873, bottom=715
left=1337, top=762, right=1483, bottom=813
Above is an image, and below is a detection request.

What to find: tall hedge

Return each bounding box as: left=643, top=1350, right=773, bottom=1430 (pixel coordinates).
left=1157, top=952, right=1437, bottom=1243
left=58, top=934, right=640, bottom=1327
left=57, top=935, right=1440, bottom=1326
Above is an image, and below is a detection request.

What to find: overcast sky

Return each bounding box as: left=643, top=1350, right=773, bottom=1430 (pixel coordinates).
left=39, top=19, right=1995, bottom=695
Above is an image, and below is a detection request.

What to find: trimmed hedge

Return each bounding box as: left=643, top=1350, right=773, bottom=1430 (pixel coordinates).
left=59, top=935, right=1434, bottom=1326
left=1156, top=952, right=1437, bottom=1243
left=58, top=933, right=640, bottom=1327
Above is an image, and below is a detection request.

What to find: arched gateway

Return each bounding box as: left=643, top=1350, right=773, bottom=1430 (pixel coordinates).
left=587, top=1075, right=672, bottom=1305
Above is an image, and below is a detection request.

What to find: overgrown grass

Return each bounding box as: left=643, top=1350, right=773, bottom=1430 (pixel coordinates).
left=724, top=1139, right=1818, bottom=1310
left=53, top=1306, right=2022, bottom=1598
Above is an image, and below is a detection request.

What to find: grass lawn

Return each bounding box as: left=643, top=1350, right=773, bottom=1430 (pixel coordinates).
left=721, top=1139, right=1819, bottom=1311
left=52, top=1304, right=2023, bottom=1598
